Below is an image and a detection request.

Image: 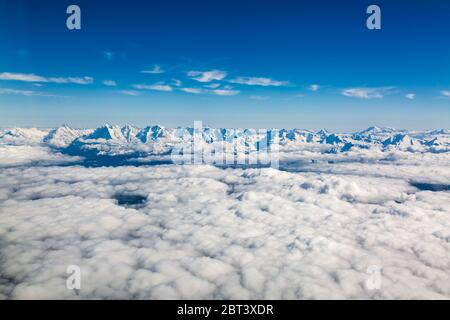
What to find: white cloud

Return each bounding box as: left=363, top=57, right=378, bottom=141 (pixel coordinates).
left=132, top=83, right=173, bottom=92
left=0, top=145, right=81, bottom=167
left=203, top=83, right=221, bottom=89
left=118, top=90, right=139, bottom=96
left=0, top=88, right=44, bottom=97
left=172, top=79, right=182, bottom=87
left=187, top=70, right=227, bottom=83
left=341, top=87, right=395, bottom=99
left=141, top=65, right=164, bottom=74
left=441, top=90, right=450, bottom=98
left=0, top=72, right=93, bottom=85
left=180, top=88, right=206, bottom=94
left=405, top=93, right=415, bottom=100
left=0, top=158, right=449, bottom=299
left=308, top=84, right=320, bottom=91
left=229, top=76, right=289, bottom=87
left=250, top=95, right=269, bottom=101
left=211, top=89, right=239, bottom=96
left=102, top=50, right=115, bottom=61
left=102, top=80, right=117, bottom=86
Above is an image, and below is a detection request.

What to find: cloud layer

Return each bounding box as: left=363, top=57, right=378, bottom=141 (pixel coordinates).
left=0, top=151, right=449, bottom=299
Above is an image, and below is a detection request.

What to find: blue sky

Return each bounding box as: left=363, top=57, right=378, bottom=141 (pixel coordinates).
left=0, top=0, right=449, bottom=130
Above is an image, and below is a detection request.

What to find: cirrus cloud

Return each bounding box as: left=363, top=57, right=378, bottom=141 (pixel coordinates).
left=117, top=90, right=139, bottom=96
left=181, top=88, right=206, bottom=94
left=0, top=72, right=93, bottom=85
left=229, top=76, right=289, bottom=87
left=141, top=65, right=164, bottom=74
left=102, top=80, right=117, bottom=87
left=341, top=87, right=396, bottom=99
left=211, top=89, right=240, bottom=96
left=132, top=83, right=173, bottom=92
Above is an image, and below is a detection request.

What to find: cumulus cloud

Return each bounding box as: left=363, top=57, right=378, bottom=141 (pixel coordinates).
left=229, top=76, right=289, bottom=87
left=187, top=70, right=227, bottom=83
left=0, top=72, right=93, bottom=85
left=0, top=145, right=81, bottom=167
left=132, top=83, right=173, bottom=92
left=102, top=80, right=117, bottom=86
left=341, top=87, right=395, bottom=99
left=141, top=65, right=164, bottom=74
left=0, top=151, right=449, bottom=299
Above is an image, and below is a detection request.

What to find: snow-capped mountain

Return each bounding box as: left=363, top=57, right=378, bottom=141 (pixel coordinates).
left=382, top=134, right=422, bottom=151
left=43, top=125, right=93, bottom=148
left=1, top=125, right=449, bottom=157
left=0, top=128, right=50, bottom=145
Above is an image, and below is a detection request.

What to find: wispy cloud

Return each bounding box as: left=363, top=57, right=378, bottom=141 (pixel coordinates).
left=341, top=87, right=395, bottom=99
left=211, top=89, right=239, bottom=96
left=250, top=95, right=269, bottom=101
left=203, top=83, right=221, bottom=89
left=102, top=80, right=117, bottom=86
left=172, top=79, right=182, bottom=87
left=0, top=88, right=42, bottom=96
left=187, top=70, right=227, bottom=83
left=308, top=84, right=320, bottom=91
left=180, top=87, right=206, bottom=94
left=440, top=90, right=450, bottom=98
left=102, top=50, right=115, bottom=61
left=229, top=76, right=289, bottom=87
left=132, top=83, right=173, bottom=92
left=117, top=90, right=139, bottom=96
left=0, top=72, right=93, bottom=85
left=0, top=87, right=62, bottom=97
left=405, top=93, right=416, bottom=100
left=141, top=64, right=164, bottom=74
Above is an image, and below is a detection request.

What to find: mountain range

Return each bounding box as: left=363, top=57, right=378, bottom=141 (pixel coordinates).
left=1, top=125, right=449, bottom=157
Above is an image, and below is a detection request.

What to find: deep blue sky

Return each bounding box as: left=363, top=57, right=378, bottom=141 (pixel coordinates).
left=0, top=0, right=449, bottom=130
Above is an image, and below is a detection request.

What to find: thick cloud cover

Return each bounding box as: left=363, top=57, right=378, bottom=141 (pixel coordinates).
left=1, top=160, right=449, bottom=299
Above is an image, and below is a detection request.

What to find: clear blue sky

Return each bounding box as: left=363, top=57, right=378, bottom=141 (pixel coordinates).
left=0, top=0, right=449, bottom=131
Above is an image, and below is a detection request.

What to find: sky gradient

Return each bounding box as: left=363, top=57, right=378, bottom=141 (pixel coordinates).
left=0, top=0, right=449, bottom=131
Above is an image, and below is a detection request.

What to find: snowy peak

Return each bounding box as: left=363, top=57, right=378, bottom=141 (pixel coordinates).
left=82, top=124, right=140, bottom=142
left=136, top=125, right=168, bottom=143
left=0, top=127, right=49, bottom=145
left=358, top=126, right=397, bottom=135
left=43, top=125, right=92, bottom=148
left=382, top=134, right=420, bottom=150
